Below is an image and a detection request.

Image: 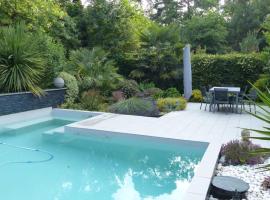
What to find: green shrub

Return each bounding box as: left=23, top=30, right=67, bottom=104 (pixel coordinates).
left=138, top=82, right=156, bottom=91
left=108, top=98, right=159, bottom=117
left=137, top=87, right=163, bottom=98
left=59, top=72, right=79, bottom=103
left=78, top=77, right=95, bottom=92
left=192, top=53, right=266, bottom=89
left=190, top=89, right=203, bottom=102
left=0, top=23, right=46, bottom=95
left=120, top=79, right=140, bottom=98
left=37, top=34, right=66, bottom=89
left=111, top=90, right=125, bottom=102
left=80, top=90, right=106, bottom=111
left=60, top=102, right=83, bottom=110
left=157, top=97, right=187, bottom=113
left=152, top=87, right=181, bottom=99
left=164, top=87, right=181, bottom=97
left=153, top=90, right=165, bottom=100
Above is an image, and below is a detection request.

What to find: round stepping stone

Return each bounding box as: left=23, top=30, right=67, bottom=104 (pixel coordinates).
left=211, top=176, right=249, bottom=199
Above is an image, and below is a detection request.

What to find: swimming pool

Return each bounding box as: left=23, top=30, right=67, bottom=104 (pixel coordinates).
left=0, top=117, right=208, bottom=200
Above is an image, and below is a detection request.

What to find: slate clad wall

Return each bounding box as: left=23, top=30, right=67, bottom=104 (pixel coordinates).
left=0, top=88, right=66, bottom=116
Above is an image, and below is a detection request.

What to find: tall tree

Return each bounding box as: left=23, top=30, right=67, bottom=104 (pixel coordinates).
left=127, top=24, right=183, bottom=89
left=79, top=0, right=149, bottom=72
left=224, top=0, right=270, bottom=50
left=0, top=0, right=80, bottom=51
left=182, top=11, right=228, bottom=53
left=148, top=0, right=219, bottom=24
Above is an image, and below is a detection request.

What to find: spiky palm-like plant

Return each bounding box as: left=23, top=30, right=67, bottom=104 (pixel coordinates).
left=245, top=85, right=270, bottom=170
left=0, top=23, right=45, bottom=95
left=66, top=47, right=122, bottom=92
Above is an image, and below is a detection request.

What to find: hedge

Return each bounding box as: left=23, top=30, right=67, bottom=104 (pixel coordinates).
left=192, top=53, right=266, bottom=89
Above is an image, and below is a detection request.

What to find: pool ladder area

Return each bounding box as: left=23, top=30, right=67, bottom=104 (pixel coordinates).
left=0, top=142, right=54, bottom=167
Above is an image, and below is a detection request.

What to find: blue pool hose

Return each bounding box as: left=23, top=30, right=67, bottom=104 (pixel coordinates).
left=0, top=141, right=54, bottom=167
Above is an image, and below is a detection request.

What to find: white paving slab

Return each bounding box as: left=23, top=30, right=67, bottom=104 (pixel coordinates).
left=67, top=103, right=267, bottom=146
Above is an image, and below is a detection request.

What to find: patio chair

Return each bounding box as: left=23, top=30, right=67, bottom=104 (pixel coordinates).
left=213, top=88, right=229, bottom=113
left=245, top=89, right=257, bottom=113
left=200, top=86, right=212, bottom=111
left=238, top=86, right=248, bottom=113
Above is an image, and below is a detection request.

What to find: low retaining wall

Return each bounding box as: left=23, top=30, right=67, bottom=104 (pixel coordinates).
left=0, top=88, right=66, bottom=116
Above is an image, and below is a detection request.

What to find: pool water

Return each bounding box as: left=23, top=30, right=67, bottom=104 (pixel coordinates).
left=0, top=119, right=208, bottom=200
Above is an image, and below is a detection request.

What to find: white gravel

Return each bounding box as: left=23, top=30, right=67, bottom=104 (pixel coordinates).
left=214, top=162, right=270, bottom=200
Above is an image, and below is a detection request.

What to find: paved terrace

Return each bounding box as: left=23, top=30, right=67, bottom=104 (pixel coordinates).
left=66, top=103, right=268, bottom=147
left=61, top=103, right=268, bottom=200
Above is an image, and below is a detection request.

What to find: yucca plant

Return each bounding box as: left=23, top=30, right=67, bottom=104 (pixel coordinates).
left=244, top=84, right=270, bottom=170
left=0, top=23, right=45, bottom=95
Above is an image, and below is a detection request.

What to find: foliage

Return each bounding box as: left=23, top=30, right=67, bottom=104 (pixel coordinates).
left=138, top=82, right=156, bottom=91
left=137, top=87, right=163, bottom=98
left=80, top=90, right=106, bottom=111
left=254, top=74, right=270, bottom=93
left=192, top=53, right=266, bottom=90
left=152, top=87, right=181, bottom=99
left=79, top=0, right=148, bottom=61
left=243, top=84, right=270, bottom=170
left=36, top=33, right=66, bottom=89
left=220, top=140, right=266, bottom=165
left=119, top=79, right=140, bottom=98
left=263, top=15, right=270, bottom=47
left=224, top=0, right=270, bottom=51
left=262, top=176, right=270, bottom=190
left=0, top=0, right=65, bottom=30
left=108, top=98, right=159, bottom=117
left=66, top=47, right=122, bottom=92
left=157, top=97, right=187, bottom=113
left=0, top=23, right=46, bottom=95
left=111, top=90, right=125, bottom=102
left=60, top=101, right=83, bottom=110
left=240, top=32, right=259, bottom=53
left=190, top=89, right=203, bottom=102
left=127, top=23, right=183, bottom=89
left=163, top=88, right=181, bottom=98
left=182, top=11, right=228, bottom=54
left=58, top=72, right=79, bottom=103
left=149, top=0, right=219, bottom=24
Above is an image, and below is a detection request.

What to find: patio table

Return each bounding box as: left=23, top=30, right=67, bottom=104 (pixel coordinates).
left=209, top=87, right=241, bottom=113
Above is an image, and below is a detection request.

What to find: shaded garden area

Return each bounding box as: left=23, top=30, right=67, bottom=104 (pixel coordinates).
left=1, top=0, right=270, bottom=116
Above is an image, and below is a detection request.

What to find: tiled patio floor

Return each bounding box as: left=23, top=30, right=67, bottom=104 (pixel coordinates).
left=71, top=103, right=268, bottom=147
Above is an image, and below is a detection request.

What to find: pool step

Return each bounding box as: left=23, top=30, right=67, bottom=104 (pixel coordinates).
left=3, top=117, right=53, bottom=131
left=43, top=126, right=65, bottom=135
left=76, top=113, right=118, bottom=127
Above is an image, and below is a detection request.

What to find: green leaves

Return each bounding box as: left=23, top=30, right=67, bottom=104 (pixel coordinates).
left=66, top=47, right=123, bottom=93
left=246, top=84, right=270, bottom=170
left=182, top=11, right=228, bottom=54
left=192, top=53, right=265, bottom=90
left=0, top=23, right=46, bottom=95
left=128, top=24, right=183, bottom=89
left=108, top=97, right=159, bottom=117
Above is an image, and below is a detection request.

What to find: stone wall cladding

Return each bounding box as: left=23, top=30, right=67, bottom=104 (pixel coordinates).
left=0, top=88, right=66, bottom=116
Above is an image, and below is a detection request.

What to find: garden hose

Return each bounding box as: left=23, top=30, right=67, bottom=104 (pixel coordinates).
left=0, top=141, right=54, bottom=167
